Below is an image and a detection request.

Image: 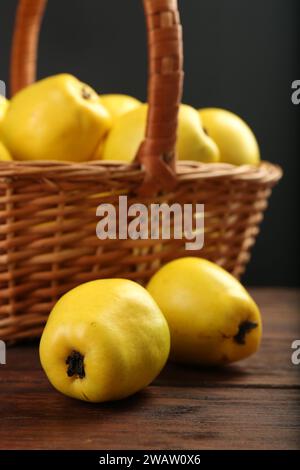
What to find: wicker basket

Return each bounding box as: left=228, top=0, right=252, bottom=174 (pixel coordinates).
left=0, top=0, right=282, bottom=342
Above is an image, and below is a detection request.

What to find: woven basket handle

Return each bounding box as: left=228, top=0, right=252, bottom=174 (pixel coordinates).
left=10, top=0, right=184, bottom=195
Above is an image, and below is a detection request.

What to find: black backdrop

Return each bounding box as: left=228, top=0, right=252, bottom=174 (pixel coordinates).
left=0, top=0, right=299, bottom=286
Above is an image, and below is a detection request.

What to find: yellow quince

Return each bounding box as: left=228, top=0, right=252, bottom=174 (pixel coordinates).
left=102, top=104, right=220, bottom=163
left=1, top=74, right=112, bottom=162
left=40, top=279, right=170, bottom=402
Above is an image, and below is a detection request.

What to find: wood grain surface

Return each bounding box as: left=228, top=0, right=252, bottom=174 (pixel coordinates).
left=0, top=288, right=299, bottom=450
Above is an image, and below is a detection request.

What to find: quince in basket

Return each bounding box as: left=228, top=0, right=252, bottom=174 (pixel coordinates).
left=39, top=279, right=170, bottom=403
left=1, top=74, right=111, bottom=162
left=102, top=103, right=220, bottom=163
left=147, top=257, right=262, bottom=366
left=100, top=94, right=142, bottom=124
left=199, top=108, right=260, bottom=166
left=93, top=94, right=142, bottom=160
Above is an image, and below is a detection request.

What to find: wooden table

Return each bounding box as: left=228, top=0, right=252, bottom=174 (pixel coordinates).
left=0, top=288, right=299, bottom=450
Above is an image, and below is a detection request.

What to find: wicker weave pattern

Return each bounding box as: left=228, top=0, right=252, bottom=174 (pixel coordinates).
left=0, top=161, right=281, bottom=341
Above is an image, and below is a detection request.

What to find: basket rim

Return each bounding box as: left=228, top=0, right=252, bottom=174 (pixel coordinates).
left=0, top=160, right=282, bottom=185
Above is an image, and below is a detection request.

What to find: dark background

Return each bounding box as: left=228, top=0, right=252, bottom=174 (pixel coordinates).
left=0, top=0, right=299, bottom=286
